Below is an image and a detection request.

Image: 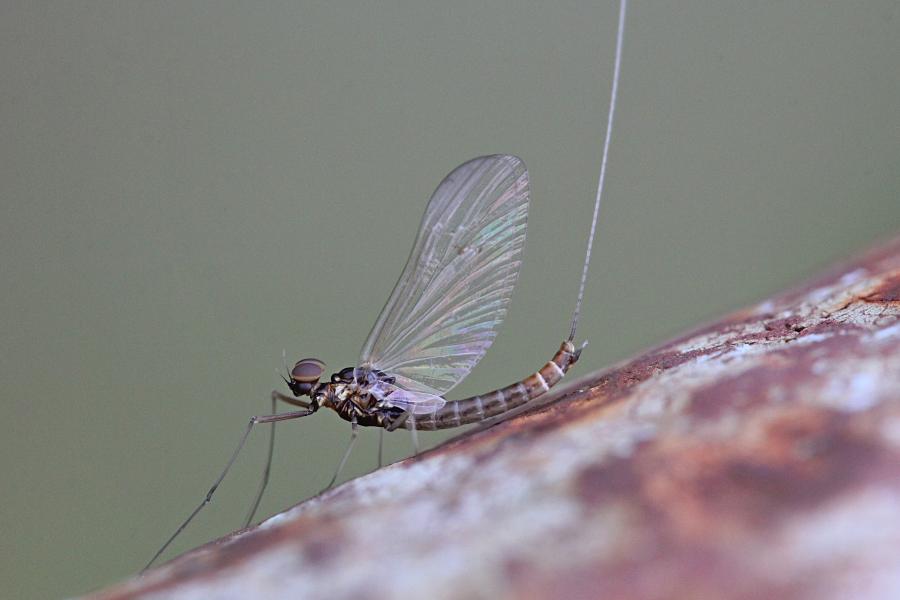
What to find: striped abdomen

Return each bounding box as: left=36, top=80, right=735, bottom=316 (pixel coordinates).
left=408, top=340, right=580, bottom=431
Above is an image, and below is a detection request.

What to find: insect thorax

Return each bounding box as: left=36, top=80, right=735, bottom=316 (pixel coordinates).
left=320, top=374, right=403, bottom=428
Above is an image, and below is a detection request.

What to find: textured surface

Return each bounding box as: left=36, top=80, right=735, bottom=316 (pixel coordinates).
left=90, top=236, right=900, bottom=600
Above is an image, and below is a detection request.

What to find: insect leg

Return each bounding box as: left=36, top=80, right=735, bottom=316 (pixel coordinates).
left=143, top=407, right=314, bottom=573
left=323, top=417, right=359, bottom=491
left=271, top=390, right=313, bottom=408
left=409, top=414, right=419, bottom=456
left=382, top=411, right=418, bottom=455
left=242, top=394, right=277, bottom=528
left=378, top=429, right=385, bottom=468
left=243, top=392, right=313, bottom=528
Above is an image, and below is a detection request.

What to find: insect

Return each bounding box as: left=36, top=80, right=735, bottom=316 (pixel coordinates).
left=145, top=0, right=627, bottom=573
left=289, top=155, right=584, bottom=436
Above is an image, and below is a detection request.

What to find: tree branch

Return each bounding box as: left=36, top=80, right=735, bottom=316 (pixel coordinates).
left=90, top=236, right=900, bottom=600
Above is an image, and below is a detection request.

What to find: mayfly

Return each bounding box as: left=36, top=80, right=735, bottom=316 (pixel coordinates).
left=145, top=0, right=628, bottom=572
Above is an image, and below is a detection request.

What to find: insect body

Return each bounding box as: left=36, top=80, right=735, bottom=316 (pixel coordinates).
left=292, top=340, right=580, bottom=431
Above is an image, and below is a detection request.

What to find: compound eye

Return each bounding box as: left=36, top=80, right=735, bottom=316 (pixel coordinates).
left=338, top=367, right=356, bottom=382
left=291, top=358, right=326, bottom=384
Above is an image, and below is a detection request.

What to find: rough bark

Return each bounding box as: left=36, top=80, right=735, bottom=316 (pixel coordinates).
left=89, top=236, right=900, bottom=600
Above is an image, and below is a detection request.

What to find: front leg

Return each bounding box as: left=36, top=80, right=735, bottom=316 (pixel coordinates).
left=272, top=390, right=311, bottom=409
left=243, top=390, right=313, bottom=527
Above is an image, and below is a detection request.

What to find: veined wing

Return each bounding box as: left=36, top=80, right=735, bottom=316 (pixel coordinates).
left=369, top=381, right=446, bottom=415
left=359, top=154, right=530, bottom=398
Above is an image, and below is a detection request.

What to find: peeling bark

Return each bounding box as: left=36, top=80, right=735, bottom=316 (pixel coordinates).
left=89, top=237, right=900, bottom=600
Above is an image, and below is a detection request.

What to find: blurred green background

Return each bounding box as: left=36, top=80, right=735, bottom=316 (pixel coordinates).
left=1, top=2, right=897, bottom=597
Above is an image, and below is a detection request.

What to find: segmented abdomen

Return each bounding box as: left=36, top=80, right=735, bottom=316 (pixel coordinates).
left=408, top=340, right=580, bottom=431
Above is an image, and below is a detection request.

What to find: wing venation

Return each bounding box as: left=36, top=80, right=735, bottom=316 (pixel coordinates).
left=359, top=155, right=530, bottom=397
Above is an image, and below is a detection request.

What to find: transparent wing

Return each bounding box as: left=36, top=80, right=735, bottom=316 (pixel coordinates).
left=359, top=154, right=530, bottom=397
left=369, top=381, right=447, bottom=415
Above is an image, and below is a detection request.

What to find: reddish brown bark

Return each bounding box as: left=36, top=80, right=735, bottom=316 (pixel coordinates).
left=89, top=236, right=900, bottom=600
